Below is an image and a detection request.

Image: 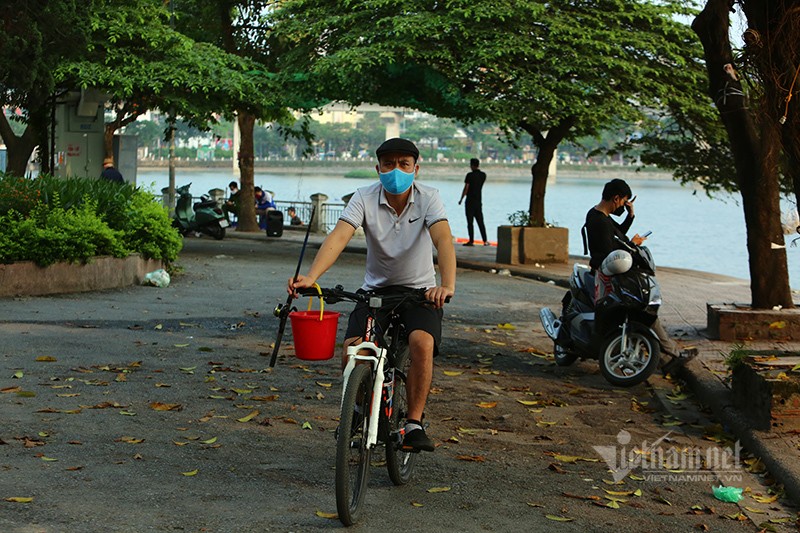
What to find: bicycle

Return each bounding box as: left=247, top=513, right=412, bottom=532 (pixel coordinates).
left=296, top=284, right=435, bottom=526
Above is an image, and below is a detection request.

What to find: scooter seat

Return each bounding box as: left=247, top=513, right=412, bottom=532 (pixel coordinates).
left=194, top=200, right=217, bottom=210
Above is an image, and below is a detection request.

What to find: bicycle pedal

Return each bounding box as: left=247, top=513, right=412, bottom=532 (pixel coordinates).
left=400, top=444, right=422, bottom=454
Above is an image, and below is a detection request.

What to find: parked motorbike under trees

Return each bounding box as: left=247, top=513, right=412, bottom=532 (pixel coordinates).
left=172, top=183, right=228, bottom=240
left=540, top=239, right=662, bottom=387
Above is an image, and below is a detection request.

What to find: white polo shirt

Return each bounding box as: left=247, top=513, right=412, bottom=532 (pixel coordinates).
left=339, top=181, right=448, bottom=290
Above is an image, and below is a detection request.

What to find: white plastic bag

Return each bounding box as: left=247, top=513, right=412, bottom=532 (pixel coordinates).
left=143, top=269, right=170, bottom=288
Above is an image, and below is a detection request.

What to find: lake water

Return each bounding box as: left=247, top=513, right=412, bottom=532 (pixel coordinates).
left=138, top=167, right=799, bottom=289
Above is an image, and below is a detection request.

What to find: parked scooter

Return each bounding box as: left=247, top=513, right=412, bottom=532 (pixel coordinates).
left=172, top=183, right=228, bottom=240
left=539, top=238, right=662, bottom=386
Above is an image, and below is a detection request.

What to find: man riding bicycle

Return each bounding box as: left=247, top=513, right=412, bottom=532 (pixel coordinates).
left=288, top=138, right=456, bottom=452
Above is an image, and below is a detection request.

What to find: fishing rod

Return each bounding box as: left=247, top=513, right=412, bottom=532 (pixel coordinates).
left=270, top=206, right=315, bottom=368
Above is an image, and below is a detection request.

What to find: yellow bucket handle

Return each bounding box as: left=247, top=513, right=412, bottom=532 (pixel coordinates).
left=306, top=283, right=324, bottom=320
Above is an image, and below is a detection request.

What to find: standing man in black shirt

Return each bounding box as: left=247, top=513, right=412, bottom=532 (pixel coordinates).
left=458, top=158, right=488, bottom=246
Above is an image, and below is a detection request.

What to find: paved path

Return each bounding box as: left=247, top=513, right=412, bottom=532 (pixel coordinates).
left=250, top=227, right=800, bottom=502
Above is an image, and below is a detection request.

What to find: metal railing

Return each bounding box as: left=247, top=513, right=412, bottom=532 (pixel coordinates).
left=158, top=193, right=345, bottom=233
left=273, top=200, right=346, bottom=232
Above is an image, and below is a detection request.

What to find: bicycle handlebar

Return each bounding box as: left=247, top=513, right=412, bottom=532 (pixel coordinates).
left=296, top=285, right=450, bottom=307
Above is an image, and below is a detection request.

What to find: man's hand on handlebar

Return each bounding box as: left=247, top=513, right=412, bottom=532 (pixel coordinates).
left=425, top=286, right=454, bottom=309
left=287, top=274, right=317, bottom=298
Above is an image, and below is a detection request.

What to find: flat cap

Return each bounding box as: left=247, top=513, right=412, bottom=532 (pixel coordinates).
left=375, top=138, right=419, bottom=160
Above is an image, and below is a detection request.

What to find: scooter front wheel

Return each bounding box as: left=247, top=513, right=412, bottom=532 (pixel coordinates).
left=599, top=330, right=659, bottom=387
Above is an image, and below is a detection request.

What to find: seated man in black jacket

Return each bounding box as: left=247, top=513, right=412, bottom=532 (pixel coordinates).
left=583, top=179, right=695, bottom=375
left=583, top=179, right=644, bottom=272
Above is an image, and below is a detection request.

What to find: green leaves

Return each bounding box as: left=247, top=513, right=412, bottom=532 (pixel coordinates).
left=0, top=174, right=182, bottom=265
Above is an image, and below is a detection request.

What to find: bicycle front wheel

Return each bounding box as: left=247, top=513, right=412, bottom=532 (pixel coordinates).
left=335, top=364, right=373, bottom=526
left=385, top=342, right=417, bottom=485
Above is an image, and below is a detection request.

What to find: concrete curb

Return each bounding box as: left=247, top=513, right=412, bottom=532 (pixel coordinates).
left=678, top=360, right=800, bottom=502
left=0, top=255, right=164, bottom=297
left=455, top=259, right=571, bottom=288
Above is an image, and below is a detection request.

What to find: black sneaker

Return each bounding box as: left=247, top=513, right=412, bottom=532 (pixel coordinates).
left=402, top=427, right=434, bottom=452
left=462, top=242, right=474, bottom=247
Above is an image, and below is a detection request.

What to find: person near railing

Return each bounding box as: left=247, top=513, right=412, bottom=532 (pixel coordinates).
left=287, top=206, right=303, bottom=225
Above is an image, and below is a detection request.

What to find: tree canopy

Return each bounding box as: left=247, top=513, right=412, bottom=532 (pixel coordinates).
left=0, top=0, right=296, bottom=176
left=273, top=0, right=712, bottom=225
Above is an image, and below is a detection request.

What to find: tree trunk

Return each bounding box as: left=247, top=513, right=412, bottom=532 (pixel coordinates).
left=0, top=111, right=38, bottom=177
left=104, top=106, right=144, bottom=161
left=693, top=0, right=794, bottom=309
left=521, top=117, right=575, bottom=227
left=236, top=111, right=259, bottom=232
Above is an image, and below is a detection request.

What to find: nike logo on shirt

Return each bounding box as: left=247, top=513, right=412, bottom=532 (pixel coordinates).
left=408, top=217, right=421, bottom=223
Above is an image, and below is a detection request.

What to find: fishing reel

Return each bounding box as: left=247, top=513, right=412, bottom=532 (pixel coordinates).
left=273, top=302, right=295, bottom=318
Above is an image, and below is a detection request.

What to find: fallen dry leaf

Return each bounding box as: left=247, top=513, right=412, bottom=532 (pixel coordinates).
left=251, top=395, right=279, bottom=401
left=562, top=492, right=601, bottom=501
left=5, top=497, right=33, bottom=503
left=427, top=487, right=451, bottom=493
left=545, top=514, right=573, bottom=522
left=237, top=410, right=260, bottom=423
left=116, top=436, right=145, bottom=444
left=455, top=455, right=486, bottom=462
left=750, top=493, right=779, bottom=504
left=551, top=454, right=599, bottom=464
left=476, top=401, right=497, bottom=409
left=149, top=402, right=182, bottom=411
left=181, top=469, right=199, bottom=476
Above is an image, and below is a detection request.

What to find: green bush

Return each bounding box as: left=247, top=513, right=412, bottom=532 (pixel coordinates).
left=0, top=173, right=182, bottom=265
left=0, top=174, right=42, bottom=216
left=118, top=190, right=183, bottom=262
left=0, top=200, right=128, bottom=266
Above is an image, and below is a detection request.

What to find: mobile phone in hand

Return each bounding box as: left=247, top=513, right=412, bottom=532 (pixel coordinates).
left=641, top=230, right=652, bottom=238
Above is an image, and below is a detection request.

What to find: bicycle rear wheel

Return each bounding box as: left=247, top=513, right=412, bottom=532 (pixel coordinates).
left=385, top=342, right=417, bottom=485
left=335, top=364, right=373, bottom=526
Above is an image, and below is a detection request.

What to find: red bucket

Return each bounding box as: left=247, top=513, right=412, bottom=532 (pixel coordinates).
left=290, top=308, right=340, bottom=361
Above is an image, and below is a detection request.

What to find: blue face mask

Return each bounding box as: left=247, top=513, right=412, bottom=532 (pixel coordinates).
left=379, top=168, right=415, bottom=195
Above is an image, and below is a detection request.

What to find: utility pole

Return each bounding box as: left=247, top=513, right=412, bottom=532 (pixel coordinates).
left=167, top=0, right=176, bottom=214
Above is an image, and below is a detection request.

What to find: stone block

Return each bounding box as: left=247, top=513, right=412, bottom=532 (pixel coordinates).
left=707, top=303, right=800, bottom=341
left=731, top=351, right=800, bottom=431
left=496, top=226, right=568, bottom=265
left=496, top=226, right=522, bottom=265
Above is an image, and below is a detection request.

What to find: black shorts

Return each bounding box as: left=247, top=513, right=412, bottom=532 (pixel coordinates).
left=344, top=287, right=443, bottom=355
